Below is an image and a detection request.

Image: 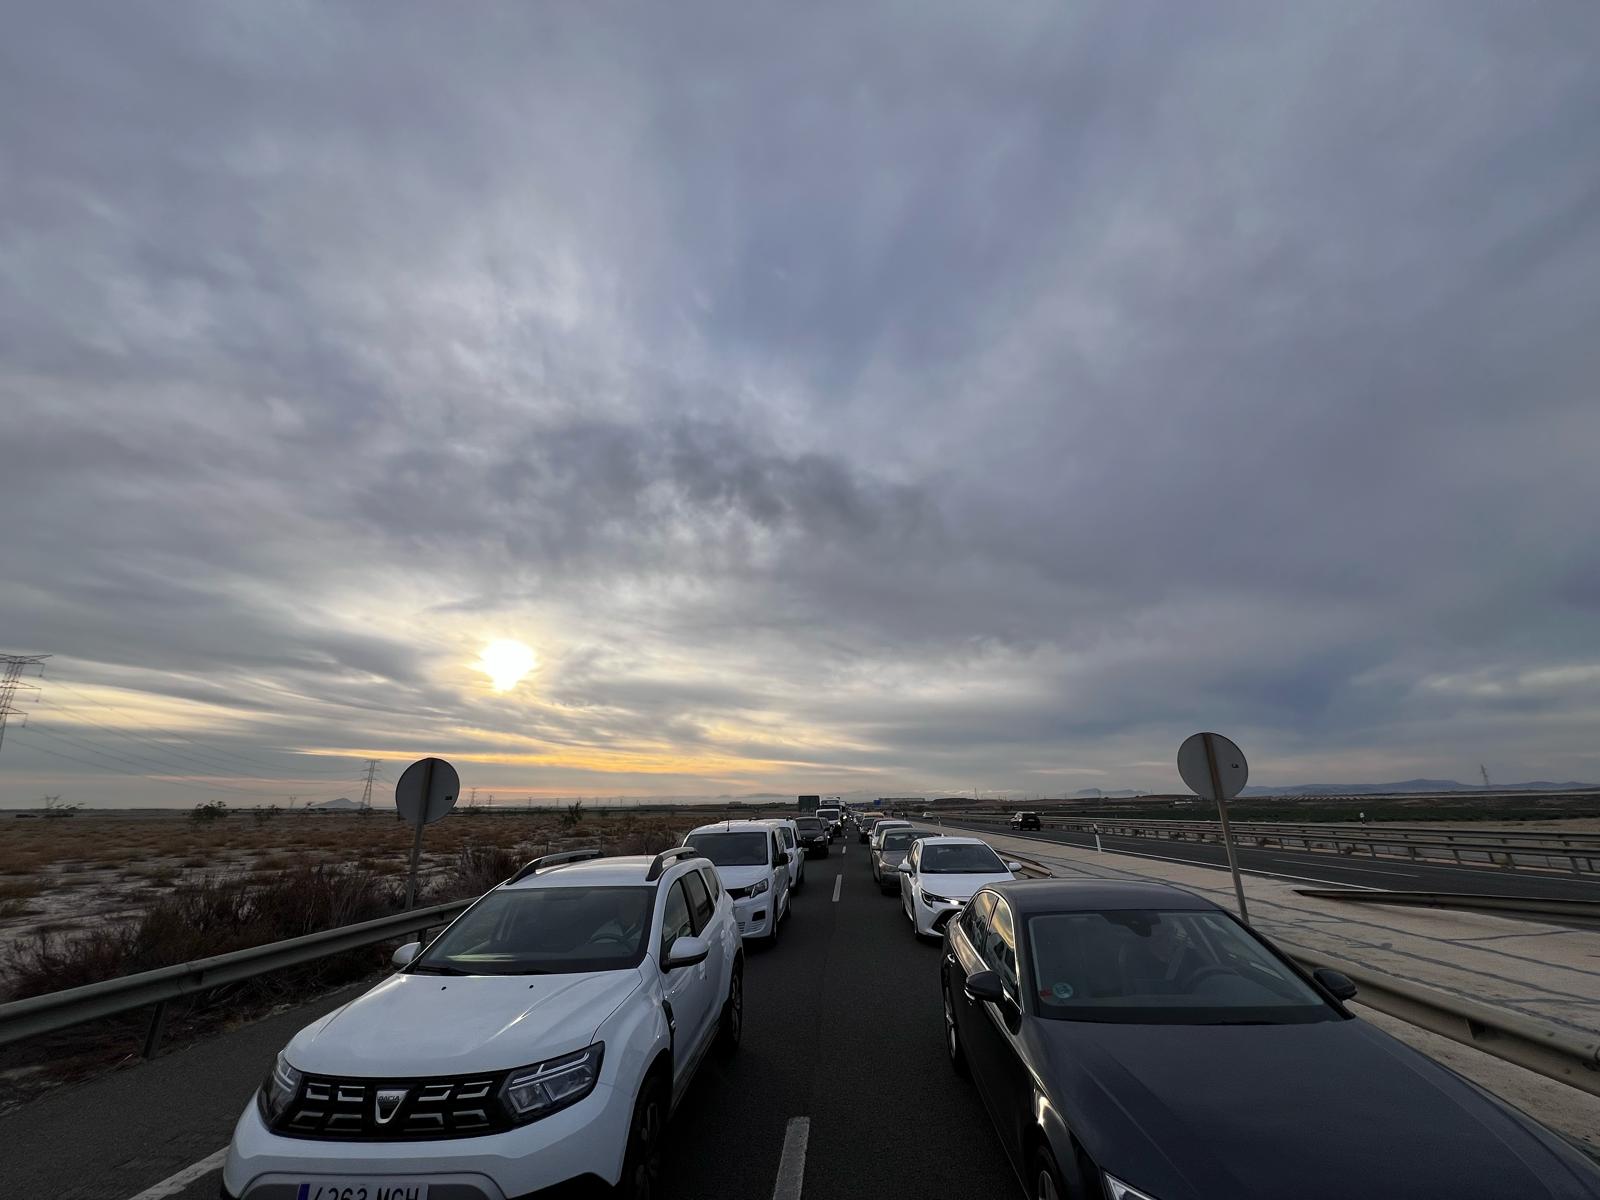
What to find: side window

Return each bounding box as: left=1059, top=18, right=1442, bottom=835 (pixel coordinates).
left=659, top=880, right=695, bottom=963
left=699, top=866, right=721, bottom=901
left=962, top=891, right=995, bottom=951
left=783, top=828, right=796, bottom=850
left=770, top=833, right=783, bottom=864
left=681, top=869, right=714, bottom=932
left=908, top=841, right=920, bottom=871
left=989, top=898, right=1019, bottom=994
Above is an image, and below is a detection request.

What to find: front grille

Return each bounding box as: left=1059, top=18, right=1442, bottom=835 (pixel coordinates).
left=276, top=1071, right=513, bottom=1140
left=727, top=885, right=750, bottom=899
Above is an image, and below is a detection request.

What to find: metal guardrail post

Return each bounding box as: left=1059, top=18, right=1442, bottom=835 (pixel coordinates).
left=142, top=1000, right=168, bottom=1059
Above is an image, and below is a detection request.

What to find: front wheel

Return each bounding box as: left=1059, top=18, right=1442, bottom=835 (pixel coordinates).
left=1031, top=1146, right=1067, bottom=1200
left=716, top=964, right=743, bottom=1055
left=615, top=1074, right=666, bottom=1199
left=943, top=980, right=969, bottom=1078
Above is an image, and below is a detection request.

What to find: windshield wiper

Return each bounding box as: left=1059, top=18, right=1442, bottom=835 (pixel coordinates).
left=408, top=963, right=468, bottom=976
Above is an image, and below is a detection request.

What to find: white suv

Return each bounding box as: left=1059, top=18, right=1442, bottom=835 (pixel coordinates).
left=683, top=821, right=792, bottom=945
left=758, top=818, right=805, bottom=892
left=222, top=847, right=743, bottom=1200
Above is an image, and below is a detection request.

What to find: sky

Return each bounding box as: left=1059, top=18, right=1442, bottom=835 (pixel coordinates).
left=3, top=2, right=1600, bottom=809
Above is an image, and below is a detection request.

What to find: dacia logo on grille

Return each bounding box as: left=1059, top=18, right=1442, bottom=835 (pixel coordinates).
left=374, top=1086, right=408, bottom=1125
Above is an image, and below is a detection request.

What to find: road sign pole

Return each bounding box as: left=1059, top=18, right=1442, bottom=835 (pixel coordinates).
left=404, top=757, right=434, bottom=910
left=1204, top=732, right=1250, bottom=923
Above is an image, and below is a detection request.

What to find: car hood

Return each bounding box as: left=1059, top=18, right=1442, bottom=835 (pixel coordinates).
left=286, top=966, right=645, bottom=1077
left=715, top=864, right=773, bottom=890
left=916, top=871, right=1010, bottom=901
left=1029, top=1018, right=1600, bottom=1200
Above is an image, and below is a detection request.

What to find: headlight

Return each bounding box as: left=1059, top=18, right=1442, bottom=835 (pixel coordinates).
left=921, top=889, right=952, bottom=906
left=501, top=1043, right=604, bottom=1123
left=259, top=1051, right=302, bottom=1123
left=747, top=877, right=770, bottom=896
left=1104, top=1173, right=1161, bottom=1200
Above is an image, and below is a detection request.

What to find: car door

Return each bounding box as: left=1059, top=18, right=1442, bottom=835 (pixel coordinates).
left=778, top=826, right=802, bottom=887
left=950, top=891, right=1007, bottom=1107
left=658, top=877, right=714, bottom=1093
left=769, top=831, right=791, bottom=915
left=678, top=868, right=723, bottom=1057
left=898, top=837, right=919, bottom=911
left=977, top=895, right=1033, bottom=1163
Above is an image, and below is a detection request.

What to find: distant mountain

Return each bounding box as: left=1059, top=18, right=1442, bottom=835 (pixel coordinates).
left=1238, top=779, right=1594, bottom=797
left=307, top=796, right=362, bottom=810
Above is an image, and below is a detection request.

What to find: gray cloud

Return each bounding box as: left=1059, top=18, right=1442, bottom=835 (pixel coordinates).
left=4, top=1, right=1600, bottom=806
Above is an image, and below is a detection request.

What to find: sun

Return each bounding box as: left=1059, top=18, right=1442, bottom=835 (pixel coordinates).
left=477, top=639, right=538, bottom=692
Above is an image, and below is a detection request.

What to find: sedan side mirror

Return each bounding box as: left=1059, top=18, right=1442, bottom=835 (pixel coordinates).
left=1313, top=967, right=1358, bottom=1002
left=664, top=935, right=709, bottom=970
left=896, top=860, right=912, bottom=873
left=964, top=970, right=1005, bottom=1003
left=1006, top=861, right=1022, bottom=873
left=392, top=941, right=421, bottom=968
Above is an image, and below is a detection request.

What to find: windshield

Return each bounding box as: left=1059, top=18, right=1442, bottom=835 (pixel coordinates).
left=816, top=809, right=839, bottom=820
left=415, top=887, right=653, bottom=975
left=795, top=818, right=825, bottom=835
left=880, top=831, right=917, bottom=851
left=685, top=831, right=769, bottom=866
left=1027, top=909, right=1334, bottom=1024
left=920, top=843, right=1006, bottom=874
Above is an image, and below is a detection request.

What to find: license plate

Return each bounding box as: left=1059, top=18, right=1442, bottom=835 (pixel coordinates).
left=295, top=1183, right=428, bottom=1200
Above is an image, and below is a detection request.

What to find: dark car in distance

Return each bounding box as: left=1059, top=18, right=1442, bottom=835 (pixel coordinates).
left=793, top=815, right=831, bottom=858
left=941, top=878, right=1600, bottom=1200
left=1009, top=811, right=1041, bottom=831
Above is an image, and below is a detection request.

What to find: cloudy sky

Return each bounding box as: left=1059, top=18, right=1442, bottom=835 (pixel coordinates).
left=3, top=2, right=1599, bottom=808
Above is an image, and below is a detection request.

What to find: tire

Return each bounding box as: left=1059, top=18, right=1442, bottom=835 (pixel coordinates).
left=1030, top=1145, right=1067, bottom=1200
left=716, top=962, right=743, bottom=1056
left=942, top=978, right=969, bottom=1078
left=767, top=903, right=783, bottom=946
left=615, top=1073, right=667, bottom=1199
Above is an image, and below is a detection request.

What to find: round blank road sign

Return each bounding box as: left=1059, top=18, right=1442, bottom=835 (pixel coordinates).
left=1177, top=733, right=1248, bottom=803
left=395, top=756, right=460, bottom=826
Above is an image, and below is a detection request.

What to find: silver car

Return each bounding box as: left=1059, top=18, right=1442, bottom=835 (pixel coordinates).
left=872, top=828, right=922, bottom=893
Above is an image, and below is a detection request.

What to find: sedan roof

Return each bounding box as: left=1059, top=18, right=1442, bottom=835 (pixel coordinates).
left=984, top=878, right=1218, bottom=915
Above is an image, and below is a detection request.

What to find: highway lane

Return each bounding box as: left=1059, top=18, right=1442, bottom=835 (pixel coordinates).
left=939, top=819, right=1600, bottom=902
left=0, top=841, right=1017, bottom=1200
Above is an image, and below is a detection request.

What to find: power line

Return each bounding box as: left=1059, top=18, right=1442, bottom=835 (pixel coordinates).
left=16, top=725, right=298, bottom=797
left=14, top=739, right=328, bottom=802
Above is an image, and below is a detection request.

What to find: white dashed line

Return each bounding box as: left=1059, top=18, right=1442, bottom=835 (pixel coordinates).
left=123, top=1148, right=227, bottom=1200
left=771, top=1116, right=811, bottom=1200
left=832, top=874, right=843, bottom=902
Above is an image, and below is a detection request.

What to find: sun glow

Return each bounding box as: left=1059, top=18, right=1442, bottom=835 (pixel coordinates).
left=477, top=639, right=538, bottom=692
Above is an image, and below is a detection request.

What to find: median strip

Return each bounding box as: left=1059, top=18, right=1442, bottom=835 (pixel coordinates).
left=832, top=874, right=843, bottom=902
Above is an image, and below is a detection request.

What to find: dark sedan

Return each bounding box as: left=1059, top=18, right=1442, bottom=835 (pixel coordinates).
left=941, top=879, right=1600, bottom=1200
left=793, top=815, right=831, bottom=858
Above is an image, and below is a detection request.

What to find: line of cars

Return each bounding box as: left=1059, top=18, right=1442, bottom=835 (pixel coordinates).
left=219, top=811, right=1600, bottom=1200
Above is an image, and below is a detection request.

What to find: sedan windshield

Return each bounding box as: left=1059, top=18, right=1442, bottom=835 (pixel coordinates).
left=795, top=819, right=825, bottom=835
left=1027, top=909, right=1334, bottom=1024
left=879, top=831, right=917, bottom=851
left=684, top=831, right=769, bottom=866
left=920, top=843, right=1005, bottom=874
left=415, top=886, right=653, bottom=975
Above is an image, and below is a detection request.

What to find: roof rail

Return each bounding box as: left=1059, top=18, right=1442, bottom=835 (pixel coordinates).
left=645, top=846, right=699, bottom=882
left=507, top=847, right=605, bottom=884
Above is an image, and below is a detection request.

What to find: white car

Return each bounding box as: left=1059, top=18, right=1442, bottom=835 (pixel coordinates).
left=814, top=806, right=842, bottom=836
left=683, top=821, right=793, bottom=945
left=758, top=817, right=806, bottom=892
left=896, top=835, right=1020, bottom=938
left=221, top=847, right=743, bottom=1200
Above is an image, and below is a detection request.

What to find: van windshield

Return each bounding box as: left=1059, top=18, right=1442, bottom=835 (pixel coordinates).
left=684, top=831, right=769, bottom=866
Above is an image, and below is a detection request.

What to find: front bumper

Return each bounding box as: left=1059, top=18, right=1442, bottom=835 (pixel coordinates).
left=733, top=893, right=775, bottom=938
left=222, top=1077, right=632, bottom=1200
left=911, top=893, right=965, bottom=936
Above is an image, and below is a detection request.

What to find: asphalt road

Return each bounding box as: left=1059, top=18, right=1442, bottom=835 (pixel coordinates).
left=0, top=841, right=1017, bottom=1200
left=940, top=819, right=1600, bottom=902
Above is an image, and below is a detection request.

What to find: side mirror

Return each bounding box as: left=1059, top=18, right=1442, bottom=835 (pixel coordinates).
left=392, top=941, right=421, bottom=968
left=964, top=970, right=1005, bottom=1004
left=1006, top=861, right=1023, bottom=873
left=1313, top=967, right=1358, bottom=1002
left=665, top=935, right=709, bottom=970
left=896, top=861, right=912, bottom=874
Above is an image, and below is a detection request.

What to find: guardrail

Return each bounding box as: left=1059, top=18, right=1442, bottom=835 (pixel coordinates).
left=940, top=813, right=1600, bottom=875
left=0, top=898, right=474, bottom=1057
left=1294, top=888, right=1600, bottom=931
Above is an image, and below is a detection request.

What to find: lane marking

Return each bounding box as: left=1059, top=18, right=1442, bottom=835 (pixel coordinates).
left=123, top=1148, right=227, bottom=1200
left=832, top=874, right=842, bottom=902
left=771, top=1115, right=810, bottom=1200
